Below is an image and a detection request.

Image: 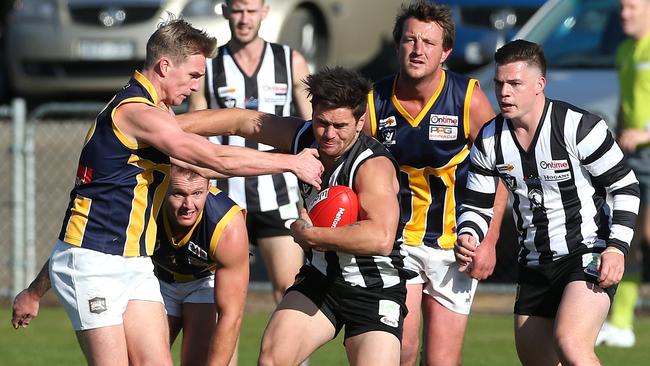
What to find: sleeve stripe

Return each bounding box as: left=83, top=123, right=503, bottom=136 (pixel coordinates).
left=581, top=129, right=614, bottom=165
left=585, top=146, right=624, bottom=177
left=469, top=162, right=496, bottom=176
left=611, top=210, right=638, bottom=228
left=463, top=190, right=496, bottom=209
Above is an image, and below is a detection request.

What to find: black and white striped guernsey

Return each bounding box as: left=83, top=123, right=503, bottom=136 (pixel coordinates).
left=292, top=122, right=412, bottom=288
left=205, top=42, right=299, bottom=212
left=457, top=99, right=639, bottom=266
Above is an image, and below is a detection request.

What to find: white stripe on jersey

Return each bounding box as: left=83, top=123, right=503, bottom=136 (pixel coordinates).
left=458, top=99, right=639, bottom=265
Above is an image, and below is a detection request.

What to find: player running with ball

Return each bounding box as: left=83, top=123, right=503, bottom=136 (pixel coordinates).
left=180, top=66, right=414, bottom=366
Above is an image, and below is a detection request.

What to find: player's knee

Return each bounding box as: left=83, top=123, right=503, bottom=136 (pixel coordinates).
left=258, top=335, right=284, bottom=366
left=399, top=336, right=419, bottom=366
left=555, top=334, right=597, bottom=365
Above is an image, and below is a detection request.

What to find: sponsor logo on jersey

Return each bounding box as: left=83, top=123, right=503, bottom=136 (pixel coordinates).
left=263, top=95, right=288, bottom=105
left=88, top=297, right=107, bottom=314
left=496, top=163, right=515, bottom=173
left=306, top=189, right=329, bottom=211
left=527, top=188, right=546, bottom=212
left=502, top=174, right=517, bottom=191
left=244, top=97, right=259, bottom=110
left=221, top=97, right=236, bottom=109
left=539, top=159, right=569, bottom=171
left=188, top=241, right=208, bottom=261
left=429, top=125, right=458, bottom=141
left=217, top=86, right=236, bottom=97
left=430, top=114, right=459, bottom=126
left=75, top=164, right=94, bottom=186
left=262, top=83, right=288, bottom=95
left=542, top=171, right=572, bottom=182
left=379, top=116, right=397, bottom=128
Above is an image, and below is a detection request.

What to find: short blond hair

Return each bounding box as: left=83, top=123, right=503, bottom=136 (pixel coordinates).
left=144, top=18, right=217, bottom=69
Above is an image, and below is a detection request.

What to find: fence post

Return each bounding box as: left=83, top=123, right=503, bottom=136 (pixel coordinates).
left=11, top=98, right=26, bottom=296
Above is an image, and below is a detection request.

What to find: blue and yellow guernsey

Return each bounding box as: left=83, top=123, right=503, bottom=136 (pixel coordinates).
left=368, top=71, right=476, bottom=249
left=58, top=71, right=171, bottom=256
left=152, top=188, right=244, bottom=283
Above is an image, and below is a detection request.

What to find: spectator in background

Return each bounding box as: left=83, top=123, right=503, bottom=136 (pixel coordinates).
left=456, top=39, right=639, bottom=365
left=597, top=0, right=650, bottom=348
left=188, top=0, right=312, bottom=313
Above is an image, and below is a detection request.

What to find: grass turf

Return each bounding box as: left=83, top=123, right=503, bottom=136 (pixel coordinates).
left=2, top=306, right=649, bottom=365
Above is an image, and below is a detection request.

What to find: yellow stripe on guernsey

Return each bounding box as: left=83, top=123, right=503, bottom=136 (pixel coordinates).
left=124, top=156, right=170, bottom=256
left=368, top=88, right=378, bottom=137
left=208, top=205, right=245, bottom=259
left=62, top=195, right=92, bottom=246
left=464, top=79, right=477, bottom=141
left=111, top=71, right=165, bottom=150
left=402, top=145, right=470, bottom=249
left=391, top=71, right=446, bottom=127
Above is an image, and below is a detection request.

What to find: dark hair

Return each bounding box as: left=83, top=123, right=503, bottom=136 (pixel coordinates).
left=494, top=39, right=547, bottom=76
left=145, top=18, right=217, bottom=69
left=305, top=66, right=371, bottom=121
left=392, top=1, right=454, bottom=50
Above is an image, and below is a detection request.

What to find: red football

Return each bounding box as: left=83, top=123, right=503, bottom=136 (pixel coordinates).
left=307, top=185, right=359, bottom=228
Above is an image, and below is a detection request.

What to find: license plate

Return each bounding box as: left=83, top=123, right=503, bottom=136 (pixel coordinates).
left=78, top=40, right=134, bottom=60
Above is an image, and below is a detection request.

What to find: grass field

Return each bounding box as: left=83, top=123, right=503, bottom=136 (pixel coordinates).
left=2, top=298, right=650, bottom=365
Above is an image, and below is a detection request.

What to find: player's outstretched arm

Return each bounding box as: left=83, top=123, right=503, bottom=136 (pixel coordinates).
left=177, top=108, right=305, bottom=152
left=291, top=156, right=399, bottom=256
left=209, top=211, right=249, bottom=366
left=115, top=103, right=323, bottom=189
left=12, top=260, right=51, bottom=329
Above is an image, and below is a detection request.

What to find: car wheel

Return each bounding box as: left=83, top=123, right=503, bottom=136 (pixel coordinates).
left=280, top=7, right=328, bottom=72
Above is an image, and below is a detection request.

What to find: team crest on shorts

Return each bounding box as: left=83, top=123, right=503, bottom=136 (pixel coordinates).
left=378, top=299, right=400, bottom=328
left=88, top=297, right=107, bottom=314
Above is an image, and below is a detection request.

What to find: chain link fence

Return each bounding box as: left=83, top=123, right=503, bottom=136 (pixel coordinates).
left=1, top=100, right=104, bottom=298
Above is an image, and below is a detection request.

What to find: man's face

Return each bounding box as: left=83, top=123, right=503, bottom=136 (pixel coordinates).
left=224, top=0, right=268, bottom=45
left=620, top=0, right=650, bottom=40
left=164, top=53, right=206, bottom=106
left=312, top=105, right=363, bottom=160
left=165, top=173, right=210, bottom=229
left=494, top=61, right=545, bottom=121
left=397, top=17, right=451, bottom=80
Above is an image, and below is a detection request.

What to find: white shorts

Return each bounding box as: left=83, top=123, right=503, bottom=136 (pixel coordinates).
left=159, top=275, right=215, bottom=317
left=403, top=244, right=478, bottom=315
left=49, top=240, right=163, bottom=330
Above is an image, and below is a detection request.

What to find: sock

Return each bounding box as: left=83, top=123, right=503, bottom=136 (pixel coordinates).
left=609, top=273, right=641, bottom=330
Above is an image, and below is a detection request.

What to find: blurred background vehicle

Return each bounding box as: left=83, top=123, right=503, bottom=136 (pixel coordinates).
left=4, top=0, right=404, bottom=101
left=438, top=0, right=546, bottom=73
left=473, top=0, right=623, bottom=130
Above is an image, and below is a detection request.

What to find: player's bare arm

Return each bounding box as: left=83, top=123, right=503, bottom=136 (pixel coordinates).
left=114, top=103, right=323, bottom=188
left=291, top=50, right=312, bottom=120
left=11, top=260, right=51, bottom=329
left=177, top=108, right=304, bottom=152
left=208, top=211, right=249, bottom=366
left=467, top=84, right=507, bottom=280
left=291, top=157, right=400, bottom=256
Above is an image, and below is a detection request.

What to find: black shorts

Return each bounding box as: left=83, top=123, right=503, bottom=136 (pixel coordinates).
left=246, top=204, right=299, bottom=243
left=287, top=265, right=408, bottom=342
left=514, top=247, right=617, bottom=318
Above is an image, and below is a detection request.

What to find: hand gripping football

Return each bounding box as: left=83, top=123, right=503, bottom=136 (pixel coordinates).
left=307, top=185, right=359, bottom=228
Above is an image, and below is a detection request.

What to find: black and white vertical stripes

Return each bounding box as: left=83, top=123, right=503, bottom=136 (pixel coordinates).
left=458, top=99, right=639, bottom=265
